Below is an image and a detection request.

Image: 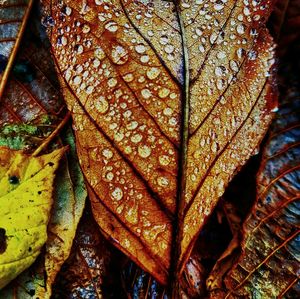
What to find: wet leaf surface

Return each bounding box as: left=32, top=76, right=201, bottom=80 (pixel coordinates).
left=43, top=0, right=276, bottom=286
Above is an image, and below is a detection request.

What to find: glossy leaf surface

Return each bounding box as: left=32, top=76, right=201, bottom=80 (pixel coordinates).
left=44, top=0, right=276, bottom=284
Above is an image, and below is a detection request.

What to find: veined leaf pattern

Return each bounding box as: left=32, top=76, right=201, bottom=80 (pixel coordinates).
left=223, top=46, right=300, bottom=299
left=43, top=0, right=276, bottom=285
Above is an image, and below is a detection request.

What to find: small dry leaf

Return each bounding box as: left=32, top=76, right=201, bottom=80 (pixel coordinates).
left=43, top=0, right=276, bottom=285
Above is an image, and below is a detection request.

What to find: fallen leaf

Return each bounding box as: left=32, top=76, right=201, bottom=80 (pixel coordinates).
left=43, top=0, right=276, bottom=287
left=52, top=203, right=126, bottom=299
left=0, top=6, right=87, bottom=296
left=206, top=200, right=242, bottom=293
left=0, top=2, right=64, bottom=126
left=0, top=0, right=34, bottom=97
left=0, top=146, right=65, bottom=289
left=223, top=45, right=300, bottom=299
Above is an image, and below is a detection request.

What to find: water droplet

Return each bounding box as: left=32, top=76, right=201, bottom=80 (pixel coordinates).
left=95, top=48, right=106, bottom=60
left=114, top=131, right=124, bottom=142
left=214, top=2, right=224, bottom=10
left=243, top=7, right=250, bottom=16
left=82, top=24, right=90, bottom=33
left=159, top=35, right=168, bottom=45
left=141, top=89, right=152, bottom=99
left=95, top=96, right=109, bottom=114
left=86, top=85, right=94, bottom=94
left=123, top=73, right=134, bottom=82
left=111, top=45, right=129, bottom=65
left=138, top=145, right=151, bottom=158
left=127, top=121, right=138, bottom=130
left=106, top=172, right=114, bottom=181
left=105, top=21, right=118, bottom=32
left=63, top=6, right=72, bottom=16
left=111, top=187, right=123, bottom=201
left=209, top=32, right=218, bottom=44
left=73, top=75, right=82, bottom=85
left=217, top=51, right=226, bottom=59
left=163, top=107, right=173, bottom=116
left=164, top=44, right=174, bottom=54
left=108, top=77, right=118, bottom=87
left=158, top=87, right=170, bottom=98
left=135, top=44, right=146, bottom=54
left=236, top=24, right=245, bottom=34
left=199, top=45, right=205, bottom=53
left=217, top=79, right=225, bottom=90
left=131, top=133, right=143, bottom=143
left=102, top=148, right=113, bottom=159
left=230, top=60, right=239, bottom=72
left=248, top=50, right=257, bottom=60
left=157, top=176, right=169, bottom=187
left=140, top=55, right=150, bottom=63
left=159, top=155, right=171, bottom=166
left=215, top=66, right=226, bottom=76
left=146, top=67, right=160, bottom=80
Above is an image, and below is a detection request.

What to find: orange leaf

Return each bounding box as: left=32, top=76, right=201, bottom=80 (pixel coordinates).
left=43, top=0, right=277, bottom=287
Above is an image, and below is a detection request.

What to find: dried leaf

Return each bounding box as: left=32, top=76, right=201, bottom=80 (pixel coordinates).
left=0, top=147, right=65, bottom=289
left=44, top=0, right=276, bottom=286
left=206, top=201, right=243, bottom=292
left=0, top=0, right=34, bottom=97
left=0, top=2, right=64, bottom=126
left=52, top=204, right=126, bottom=299
left=223, top=47, right=300, bottom=299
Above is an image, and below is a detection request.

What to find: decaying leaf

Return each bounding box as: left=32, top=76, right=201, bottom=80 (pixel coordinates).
left=43, top=0, right=277, bottom=286
left=0, top=147, right=65, bottom=289
left=0, top=7, right=87, bottom=296
left=0, top=2, right=64, bottom=126
left=223, top=47, right=300, bottom=298
left=0, top=0, right=34, bottom=97
left=52, top=203, right=126, bottom=299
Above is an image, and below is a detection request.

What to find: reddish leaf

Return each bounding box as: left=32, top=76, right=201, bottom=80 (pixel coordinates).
left=43, top=0, right=276, bottom=287
left=268, top=0, right=300, bottom=56
left=223, top=46, right=300, bottom=299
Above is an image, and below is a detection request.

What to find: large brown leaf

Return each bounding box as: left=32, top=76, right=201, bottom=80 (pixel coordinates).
left=222, top=46, right=300, bottom=299
left=43, top=0, right=276, bottom=286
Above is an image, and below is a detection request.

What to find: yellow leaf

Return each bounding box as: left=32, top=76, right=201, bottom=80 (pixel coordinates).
left=0, top=147, right=65, bottom=289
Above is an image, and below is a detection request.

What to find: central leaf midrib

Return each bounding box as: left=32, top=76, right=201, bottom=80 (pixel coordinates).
left=170, top=0, right=190, bottom=293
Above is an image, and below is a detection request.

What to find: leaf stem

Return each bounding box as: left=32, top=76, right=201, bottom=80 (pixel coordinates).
left=0, top=0, right=34, bottom=100
left=32, top=111, right=71, bottom=157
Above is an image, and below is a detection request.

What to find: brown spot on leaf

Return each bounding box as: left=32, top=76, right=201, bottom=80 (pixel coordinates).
left=0, top=228, right=7, bottom=254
